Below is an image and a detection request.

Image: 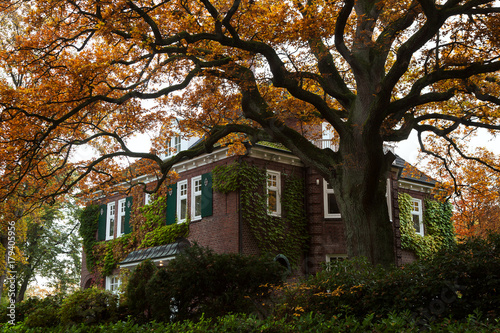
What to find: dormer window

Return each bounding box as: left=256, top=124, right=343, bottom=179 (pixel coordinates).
left=167, top=136, right=181, bottom=157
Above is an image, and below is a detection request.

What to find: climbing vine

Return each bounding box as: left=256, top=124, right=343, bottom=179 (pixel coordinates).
left=78, top=204, right=100, bottom=271
left=398, top=193, right=455, bottom=258
left=140, top=222, right=189, bottom=248
left=79, top=188, right=190, bottom=278
left=212, top=162, right=308, bottom=265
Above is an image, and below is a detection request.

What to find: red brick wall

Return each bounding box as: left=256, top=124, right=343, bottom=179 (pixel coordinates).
left=305, top=168, right=347, bottom=275
left=184, top=157, right=242, bottom=254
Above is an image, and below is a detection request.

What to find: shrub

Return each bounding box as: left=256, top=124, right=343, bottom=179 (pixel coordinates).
left=276, top=233, right=500, bottom=322
left=24, top=305, right=60, bottom=328
left=145, top=244, right=285, bottom=322
left=59, top=288, right=118, bottom=325
left=124, top=259, right=157, bottom=322
left=0, top=294, right=64, bottom=325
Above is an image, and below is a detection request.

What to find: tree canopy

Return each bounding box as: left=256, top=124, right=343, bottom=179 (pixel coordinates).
left=1, top=0, right=500, bottom=265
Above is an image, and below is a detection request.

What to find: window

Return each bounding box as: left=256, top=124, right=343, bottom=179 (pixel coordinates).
left=266, top=170, right=281, bottom=216
left=324, top=180, right=341, bottom=218
left=412, top=198, right=424, bottom=236
left=144, top=193, right=151, bottom=205
left=167, top=136, right=181, bottom=157
left=191, top=176, right=202, bottom=220
left=325, top=254, right=348, bottom=271
left=177, top=180, right=188, bottom=222
left=105, top=276, right=121, bottom=294
left=116, top=199, right=126, bottom=237
left=106, top=202, right=115, bottom=240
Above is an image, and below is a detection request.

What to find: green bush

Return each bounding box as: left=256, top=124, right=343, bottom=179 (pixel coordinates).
left=144, top=268, right=173, bottom=322
left=276, top=233, right=500, bottom=323
left=145, top=244, right=285, bottom=322
left=2, top=311, right=500, bottom=332
left=0, top=294, right=64, bottom=325
left=124, top=259, right=157, bottom=322
left=24, top=305, right=60, bottom=328
left=59, top=288, right=118, bottom=325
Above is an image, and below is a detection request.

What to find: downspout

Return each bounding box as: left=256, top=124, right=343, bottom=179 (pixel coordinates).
left=237, top=152, right=246, bottom=254
left=303, top=166, right=310, bottom=277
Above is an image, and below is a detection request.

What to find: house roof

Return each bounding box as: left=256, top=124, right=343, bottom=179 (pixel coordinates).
left=119, top=239, right=190, bottom=268
left=394, top=155, right=436, bottom=186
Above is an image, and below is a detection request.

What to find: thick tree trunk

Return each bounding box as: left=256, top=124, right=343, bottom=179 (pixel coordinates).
left=330, top=134, right=396, bottom=266
left=16, top=269, right=31, bottom=303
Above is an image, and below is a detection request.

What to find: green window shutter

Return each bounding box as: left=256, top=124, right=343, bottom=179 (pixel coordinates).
left=124, top=196, right=133, bottom=234
left=166, top=184, right=177, bottom=225
left=97, top=204, right=107, bottom=241
left=201, top=172, right=213, bottom=217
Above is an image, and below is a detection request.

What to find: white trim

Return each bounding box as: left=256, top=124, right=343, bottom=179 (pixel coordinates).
left=266, top=170, right=281, bottom=216
left=105, top=276, right=121, bottom=294
left=398, top=179, right=434, bottom=193
left=326, top=254, right=348, bottom=262
left=248, top=147, right=303, bottom=166
left=323, top=180, right=341, bottom=219
left=119, top=256, right=176, bottom=269
left=177, top=180, right=188, bottom=223
left=166, top=136, right=181, bottom=157
left=116, top=199, right=126, bottom=237
left=325, top=254, right=348, bottom=271
left=144, top=193, right=151, bottom=205
left=106, top=202, right=116, bottom=241
left=93, top=146, right=300, bottom=194
left=386, top=178, right=393, bottom=222
left=411, top=198, right=424, bottom=236
left=191, top=176, right=202, bottom=221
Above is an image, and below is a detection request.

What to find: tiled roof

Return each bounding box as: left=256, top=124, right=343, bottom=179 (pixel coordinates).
left=394, top=155, right=436, bottom=186
left=119, top=239, right=190, bottom=266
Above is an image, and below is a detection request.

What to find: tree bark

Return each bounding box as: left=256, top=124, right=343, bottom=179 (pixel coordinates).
left=329, top=130, right=396, bottom=266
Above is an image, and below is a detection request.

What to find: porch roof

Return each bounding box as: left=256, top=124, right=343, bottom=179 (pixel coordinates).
left=119, top=239, right=190, bottom=268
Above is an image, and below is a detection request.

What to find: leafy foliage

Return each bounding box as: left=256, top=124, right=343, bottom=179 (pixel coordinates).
left=3, top=310, right=500, bottom=332
left=212, top=162, right=308, bottom=264
left=423, top=148, right=500, bottom=239
left=124, top=259, right=158, bottom=323
left=398, top=193, right=455, bottom=258
left=139, top=222, right=189, bottom=249
left=144, top=244, right=284, bottom=322
left=3, top=0, right=500, bottom=266
left=59, top=288, right=118, bottom=326
left=79, top=205, right=100, bottom=271
left=276, top=233, right=500, bottom=322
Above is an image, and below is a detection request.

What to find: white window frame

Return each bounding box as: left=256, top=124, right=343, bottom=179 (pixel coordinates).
left=105, top=276, right=121, bottom=294
left=411, top=198, right=424, bottom=236
left=167, top=136, right=181, bottom=157
left=106, top=202, right=116, bottom=241
left=266, top=170, right=281, bottom=216
left=116, top=198, right=126, bottom=237
left=144, top=193, right=151, bottom=205
left=191, top=176, right=202, bottom=221
left=323, top=180, right=341, bottom=219
left=325, top=254, right=348, bottom=271
left=177, top=180, right=188, bottom=223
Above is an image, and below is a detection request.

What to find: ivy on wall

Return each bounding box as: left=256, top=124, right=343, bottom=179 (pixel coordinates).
left=78, top=204, right=100, bottom=271
left=212, top=161, right=309, bottom=265
left=79, top=187, right=190, bottom=278
left=140, top=223, right=189, bottom=248
left=398, top=193, right=455, bottom=258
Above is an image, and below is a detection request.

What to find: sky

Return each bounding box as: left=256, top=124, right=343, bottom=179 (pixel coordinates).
left=73, top=127, right=499, bottom=174
left=395, top=129, right=500, bottom=166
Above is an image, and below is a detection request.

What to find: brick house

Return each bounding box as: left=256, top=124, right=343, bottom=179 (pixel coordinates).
left=80, top=137, right=437, bottom=292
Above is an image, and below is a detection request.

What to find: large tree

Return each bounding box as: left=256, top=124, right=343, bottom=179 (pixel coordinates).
left=1, top=0, right=500, bottom=265
left=421, top=143, right=500, bottom=238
